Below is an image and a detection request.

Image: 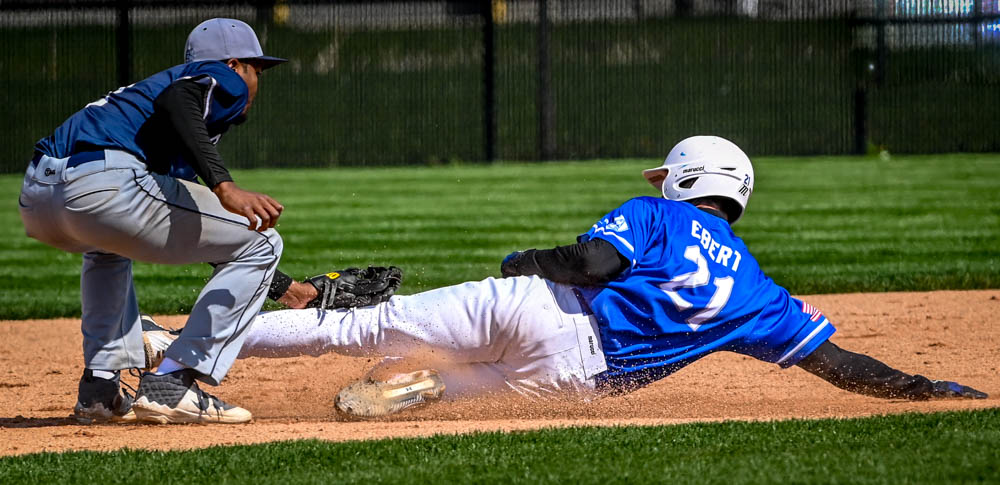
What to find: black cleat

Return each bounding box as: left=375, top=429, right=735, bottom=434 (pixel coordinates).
left=73, top=369, right=136, bottom=424
left=132, top=369, right=251, bottom=424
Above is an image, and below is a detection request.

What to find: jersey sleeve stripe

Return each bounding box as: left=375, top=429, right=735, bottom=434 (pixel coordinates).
left=593, top=227, right=635, bottom=253
left=174, top=74, right=218, bottom=120
left=201, top=77, right=217, bottom=120
left=775, top=317, right=830, bottom=366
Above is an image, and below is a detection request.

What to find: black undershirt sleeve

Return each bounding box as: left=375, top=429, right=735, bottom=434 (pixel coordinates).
left=796, top=340, right=936, bottom=399
left=152, top=79, right=233, bottom=188
left=503, top=238, right=629, bottom=287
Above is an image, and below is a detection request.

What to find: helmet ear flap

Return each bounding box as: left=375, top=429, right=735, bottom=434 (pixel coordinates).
left=642, top=168, right=669, bottom=191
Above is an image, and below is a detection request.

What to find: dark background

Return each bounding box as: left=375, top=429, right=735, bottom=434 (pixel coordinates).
left=2, top=0, right=998, bottom=172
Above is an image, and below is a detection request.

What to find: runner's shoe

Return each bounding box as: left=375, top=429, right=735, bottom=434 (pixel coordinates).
left=335, top=369, right=445, bottom=418
left=73, top=369, right=136, bottom=424
left=132, top=369, right=252, bottom=424
left=140, top=313, right=180, bottom=370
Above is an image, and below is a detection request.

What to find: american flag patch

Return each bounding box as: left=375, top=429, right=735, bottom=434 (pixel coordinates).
left=801, top=301, right=824, bottom=322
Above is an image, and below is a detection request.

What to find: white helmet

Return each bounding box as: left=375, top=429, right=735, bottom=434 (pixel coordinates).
left=642, top=136, right=754, bottom=224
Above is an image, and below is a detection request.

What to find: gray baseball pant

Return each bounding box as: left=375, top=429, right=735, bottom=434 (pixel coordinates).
left=18, top=150, right=282, bottom=385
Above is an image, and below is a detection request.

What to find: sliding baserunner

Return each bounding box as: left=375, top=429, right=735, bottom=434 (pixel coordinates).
left=146, top=136, right=987, bottom=418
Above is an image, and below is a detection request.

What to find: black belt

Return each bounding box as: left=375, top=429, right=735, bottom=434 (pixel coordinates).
left=572, top=288, right=594, bottom=316
left=31, top=150, right=105, bottom=168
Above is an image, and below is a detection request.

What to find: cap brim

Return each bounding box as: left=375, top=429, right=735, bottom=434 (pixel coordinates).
left=254, top=56, right=288, bottom=70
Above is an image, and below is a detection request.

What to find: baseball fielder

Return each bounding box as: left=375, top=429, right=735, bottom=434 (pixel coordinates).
left=19, top=19, right=293, bottom=424
left=145, top=136, right=987, bottom=417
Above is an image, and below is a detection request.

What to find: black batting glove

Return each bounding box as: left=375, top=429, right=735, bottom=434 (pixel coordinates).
left=930, top=380, right=988, bottom=399
left=501, top=250, right=535, bottom=277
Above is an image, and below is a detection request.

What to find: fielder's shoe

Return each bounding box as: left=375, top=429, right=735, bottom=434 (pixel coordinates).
left=335, top=369, right=445, bottom=418
left=140, top=313, right=180, bottom=370
left=73, top=369, right=136, bottom=424
left=132, top=369, right=252, bottom=424
left=930, top=380, right=988, bottom=399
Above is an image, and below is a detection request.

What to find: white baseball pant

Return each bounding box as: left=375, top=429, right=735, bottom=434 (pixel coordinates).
left=239, top=276, right=608, bottom=398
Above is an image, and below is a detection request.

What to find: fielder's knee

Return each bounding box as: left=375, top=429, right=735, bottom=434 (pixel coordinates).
left=238, top=228, right=283, bottom=269
left=262, top=228, right=283, bottom=266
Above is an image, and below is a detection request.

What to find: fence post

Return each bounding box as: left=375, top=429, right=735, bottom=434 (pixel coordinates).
left=850, top=12, right=869, bottom=155
left=537, top=0, right=555, bottom=160
left=853, top=85, right=868, bottom=155
left=875, top=0, right=886, bottom=87
left=256, top=0, right=276, bottom=28
left=973, top=0, right=982, bottom=47
left=116, top=0, right=131, bottom=86
left=483, top=0, right=497, bottom=162
left=675, top=0, right=694, bottom=18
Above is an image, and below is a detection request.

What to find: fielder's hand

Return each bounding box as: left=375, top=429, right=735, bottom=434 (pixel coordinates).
left=305, top=266, right=403, bottom=309
left=213, top=181, right=283, bottom=232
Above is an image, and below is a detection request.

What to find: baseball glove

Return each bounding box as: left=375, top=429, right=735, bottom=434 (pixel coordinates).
left=305, top=266, right=403, bottom=309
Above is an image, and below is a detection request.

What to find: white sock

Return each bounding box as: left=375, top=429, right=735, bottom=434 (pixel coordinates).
left=90, top=369, right=117, bottom=380
left=154, top=357, right=186, bottom=375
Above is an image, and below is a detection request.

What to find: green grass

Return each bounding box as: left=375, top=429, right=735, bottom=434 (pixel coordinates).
left=2, top=157, right=997, bottom=479
left=2, top=408, right=998, bottom=484
left=2, top=154, right=999, bottom=319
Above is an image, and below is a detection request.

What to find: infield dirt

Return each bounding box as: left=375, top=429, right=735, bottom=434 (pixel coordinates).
left=1, top=290, right=997, bottom=456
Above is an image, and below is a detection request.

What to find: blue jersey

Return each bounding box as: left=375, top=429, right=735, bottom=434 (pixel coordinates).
left=35, top=60, right=248, bottom=182
left=580, top=197, right=835, bottom=390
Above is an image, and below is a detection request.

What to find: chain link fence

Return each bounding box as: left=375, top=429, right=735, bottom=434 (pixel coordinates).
left=2, top=0, right=998, bottom=172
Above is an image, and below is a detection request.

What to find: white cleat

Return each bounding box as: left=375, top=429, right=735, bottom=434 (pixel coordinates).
left=140, top=314, right=180, bottom=370
left=335, top=369, right=445, bottom=418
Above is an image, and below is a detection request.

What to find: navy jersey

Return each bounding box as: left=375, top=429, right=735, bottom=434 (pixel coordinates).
left=580, top=197, right=835, bottom=390
left=35, top=60, right=247, bottom=182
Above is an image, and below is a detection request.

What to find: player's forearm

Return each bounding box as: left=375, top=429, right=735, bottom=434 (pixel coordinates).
left=796, top=340, right=936, bottom=399
left=504, top=239, right=628, bottom=286
left=153, top=80, right=233, bottom=188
